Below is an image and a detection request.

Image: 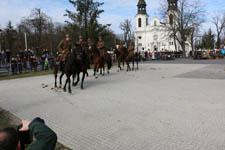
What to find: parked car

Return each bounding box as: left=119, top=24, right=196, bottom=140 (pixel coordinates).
left=201, top=51, right=210, bottom=59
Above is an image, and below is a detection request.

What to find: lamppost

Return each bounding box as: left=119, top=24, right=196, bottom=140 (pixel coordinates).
left=0, top=29, right=2, bottom=52
left=24, top=32, right=28, bottom=51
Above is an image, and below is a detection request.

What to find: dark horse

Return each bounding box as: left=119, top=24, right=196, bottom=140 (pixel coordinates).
left=125, top=52, right=139, bottom=72
left=71, top=46, right=88, bottom=90
left=114, top=47, right=128, bottom=71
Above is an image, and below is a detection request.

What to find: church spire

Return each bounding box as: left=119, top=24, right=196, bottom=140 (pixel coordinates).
left=137, top=0, right=147, bottom=14
left=167, top=0, right=178, bottom=11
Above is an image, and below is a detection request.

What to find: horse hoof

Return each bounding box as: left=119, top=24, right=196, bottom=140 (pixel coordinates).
left=95, top=76, right=98, bottom=79
left=81, top=87, right=84, bottom=90
left=63, top=89, right=66, bottom=92
left=59, top=85, right=62, bottom=88
left=69, top=91, right=72, bottom=94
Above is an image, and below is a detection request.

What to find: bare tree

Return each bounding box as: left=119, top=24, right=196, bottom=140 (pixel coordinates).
left=212, top=13, right=225, bottom=49
left=26, top=8, right=52, bottom=55
left=160, top=0, right=205, bottom=57
left=119, top=19, right=133, bottom=46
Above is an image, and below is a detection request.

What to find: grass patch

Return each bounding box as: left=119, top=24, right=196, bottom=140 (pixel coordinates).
left=0, top=111, right=11, bottom=128
left=0, top=70, right=54, bottom=81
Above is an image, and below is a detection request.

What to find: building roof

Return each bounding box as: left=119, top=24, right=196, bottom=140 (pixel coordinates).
left=137, top=0, right=146, bottom=6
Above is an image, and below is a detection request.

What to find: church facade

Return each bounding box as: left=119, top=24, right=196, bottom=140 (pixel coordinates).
left=135, top=0, right=190, bottom=52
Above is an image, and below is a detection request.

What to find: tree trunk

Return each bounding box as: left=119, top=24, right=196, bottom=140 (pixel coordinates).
left=173, top=36, right=177, bottom=51
left=181, top=41, right=186, bottom=58
left=217, top=35, right=221, bottom=49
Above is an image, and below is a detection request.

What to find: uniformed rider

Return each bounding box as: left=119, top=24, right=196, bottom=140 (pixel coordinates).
left=127, top=42, right=135, bottom=58
left=57, top=34, right=72, bottom=63
left=97, top=36, right=106, bottom=57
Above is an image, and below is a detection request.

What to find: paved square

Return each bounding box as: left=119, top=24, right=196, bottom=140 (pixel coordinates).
left=1, top=62, right=225, bottom=150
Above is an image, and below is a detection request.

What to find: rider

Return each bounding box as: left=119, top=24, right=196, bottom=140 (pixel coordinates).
left=118, top=41, right=126, bottom=53
left=87, top=38, right=94, bottom=68
left=88, top=38, right=93, bottom=50
left=127, top=42, right=135, bottom=59
left=97, top=36, right=106, bottom=57
left=57, top=34, right=72, bottom=71
left=57, top=34, right=72, bottom=64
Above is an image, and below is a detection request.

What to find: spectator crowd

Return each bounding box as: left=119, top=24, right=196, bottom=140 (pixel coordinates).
left=0, top=49, right=55, bottom=75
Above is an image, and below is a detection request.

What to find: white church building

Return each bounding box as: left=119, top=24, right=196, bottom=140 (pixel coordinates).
left=135, top=0, right=190, bottom=53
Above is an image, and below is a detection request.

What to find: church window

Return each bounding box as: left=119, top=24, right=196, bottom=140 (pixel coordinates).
left=169, top=14, right=173, bottom=25
left=146, top=18, right=148, bottom=25
left=138, top=36, right=142, bottom=39
left=138, top=18, right=142, bottom=27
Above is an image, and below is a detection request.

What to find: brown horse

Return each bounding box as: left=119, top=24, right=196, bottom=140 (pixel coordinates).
left=91, top=45, right=112, bottom=78
left=91, top=44, right=101, bottom=78
left=125, top=52, right=139, bottom=72
left=114, top=47, right=128, bottom=71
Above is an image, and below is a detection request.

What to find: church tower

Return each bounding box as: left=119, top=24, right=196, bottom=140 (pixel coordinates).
left=167, top=0, right=178, bottom=25
left=136, top=0, right=148, bottom=31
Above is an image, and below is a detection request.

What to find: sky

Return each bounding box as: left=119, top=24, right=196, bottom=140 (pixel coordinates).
left=0, top=0, right=224, bottom=34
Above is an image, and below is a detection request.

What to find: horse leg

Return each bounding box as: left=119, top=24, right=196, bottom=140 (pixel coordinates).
left=118, top=60, right=121, bottom=72
left=137, top=59, right=139, bottom=70
left=95, top=70, right=98, bottom=79
left=95, top=64, right=99, bottom=79
left=81, top=71, right=85, bottom=89
left=74, top=72, right=80, bottom=86
left=100, top=65, right=103, bottom=75
left=102, top=64, right=105, bottom=76
left=132, top=58, right=135, bottom=71
left=54, top=67, right=58, bottom=88
left=68, top=75, right=72, bottom=93
left=127, top=62, right=130, bottom=72
left=59, top=72, right=64, bottom=88
left=63, top=78, right=68, bottom=92
left=94, top=68, right=96, bottom=76
left=72, top=73, right=76, bottom=86
left=55, top=73, right=58, bottom=87
left=123, top=60, right=125, bottom=70
left=86, top=71, right=89, bottom=77
left=107, top=63, right=110, bottom=74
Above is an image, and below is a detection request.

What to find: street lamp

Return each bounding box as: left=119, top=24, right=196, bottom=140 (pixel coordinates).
left=0, top=29, right=2, bottom=52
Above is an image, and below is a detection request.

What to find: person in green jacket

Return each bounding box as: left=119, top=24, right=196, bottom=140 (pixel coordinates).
left=0, top=117, right=57, bottom=150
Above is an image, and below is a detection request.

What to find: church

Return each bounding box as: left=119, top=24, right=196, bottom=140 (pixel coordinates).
left=135, top=0, right=190, bottom=53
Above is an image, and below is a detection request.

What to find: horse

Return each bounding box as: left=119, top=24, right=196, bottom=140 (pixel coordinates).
left=63, top=47, right=83, bottom=93
left=91, top=45, right=112, bottom=78
left=125, top=51, right=139, bottom=72
left=90, top=44, right=101, bottom=78
left=71, top=46, right=88, bottom=90
left=105, top=52, right=112, bottom=74
left=114, top=47, right=128, bottom=71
